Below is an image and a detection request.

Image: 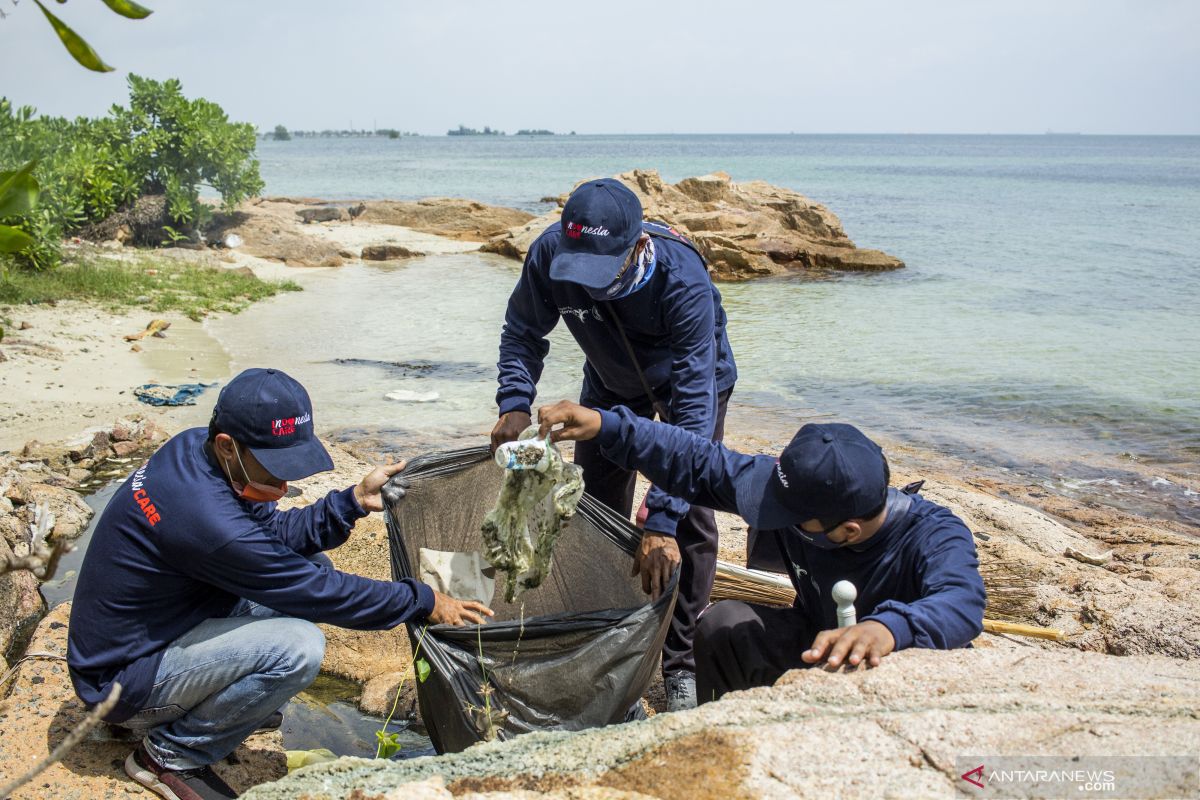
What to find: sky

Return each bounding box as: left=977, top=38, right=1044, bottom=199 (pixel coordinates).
left=2, top=0, right=1198, bottom=135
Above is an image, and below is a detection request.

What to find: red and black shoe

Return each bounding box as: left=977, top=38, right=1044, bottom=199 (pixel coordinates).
left=124, top=743, right=238, bottom=800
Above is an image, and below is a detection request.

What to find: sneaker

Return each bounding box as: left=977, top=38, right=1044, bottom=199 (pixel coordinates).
left=124, top=743, right=239, bottom=800
left=664, top=670, right=697, bottom=712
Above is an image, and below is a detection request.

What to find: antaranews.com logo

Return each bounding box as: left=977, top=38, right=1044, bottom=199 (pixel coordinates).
left=955, top=756, right=1198, bottom=799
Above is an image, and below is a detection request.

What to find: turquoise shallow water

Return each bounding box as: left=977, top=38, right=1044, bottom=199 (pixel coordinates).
left=231, top=135, right=1199, bottom=524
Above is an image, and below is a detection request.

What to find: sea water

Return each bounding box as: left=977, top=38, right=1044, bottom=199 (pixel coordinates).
left=212, top=135, right=1199, bottom=525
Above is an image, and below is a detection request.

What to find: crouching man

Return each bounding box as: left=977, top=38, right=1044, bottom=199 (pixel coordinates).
left=68, top=369, right=493, bottom=800
left=536, top=401, right=985, bottom=704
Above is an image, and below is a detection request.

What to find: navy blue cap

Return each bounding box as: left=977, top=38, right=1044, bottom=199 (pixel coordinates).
left=550, top=178, right=643, bottom=289
left=211, top=368, right=334, bottom=481
left=734, top=423, right=887, bottom=530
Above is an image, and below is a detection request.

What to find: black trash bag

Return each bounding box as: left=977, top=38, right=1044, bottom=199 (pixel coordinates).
left=384, top=446, right=677, bottom=754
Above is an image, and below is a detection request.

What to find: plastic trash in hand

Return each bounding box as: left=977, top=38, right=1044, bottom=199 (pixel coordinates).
left=493, top=426, right=552, bottom=472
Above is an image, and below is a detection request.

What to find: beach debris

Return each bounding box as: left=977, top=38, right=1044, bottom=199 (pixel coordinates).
left=123, top=319, right=171, bottom=341
left=129, top=343, right=142, bottom=352
left=348, top=202, right=366, bottom=223
left=19, top=321, right=32, bottom=330
left=833, top=580, right=858, bottom=628
left=1064, top=546, right=1113, bottom=566
left=285, top=748, right=337, bottom=772
left=384, top=389, right=440, bottom=403
left=223, top=233, right=243, bottom=248
left=481, top=426, right=584, bottom=602
left=981, top=619, right=1066, bottom=641
left=133, top=382, right=215, bottom=406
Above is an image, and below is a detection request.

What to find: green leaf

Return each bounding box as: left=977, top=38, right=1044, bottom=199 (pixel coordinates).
left=0, top=225, right=36, bottom=254
left=34, top=0, right=115, bottom=73
left=374, top=729, right=401, bottom=759
left=0, top=162, right=40, bottom=219
left=415, top=658, right=431, bottom=683
left=99, top=0, right=153, bottom=20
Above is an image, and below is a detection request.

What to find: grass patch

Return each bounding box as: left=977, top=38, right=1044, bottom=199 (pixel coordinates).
left=0, top=256, right=301, bottom=321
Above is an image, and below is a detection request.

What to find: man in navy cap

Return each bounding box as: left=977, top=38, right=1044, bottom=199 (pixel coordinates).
left=535, top=400, right=986, bottom=703
left=68, top=368, right=492, bottom=800
left=492, top=178, right=738, bottom=711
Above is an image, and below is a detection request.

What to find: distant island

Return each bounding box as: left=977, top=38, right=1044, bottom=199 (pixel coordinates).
left=515, top=129, right=555, bottom=136
left=448, top=125, right=504, bottom=136
left=260, top=127, right=419, bottom=140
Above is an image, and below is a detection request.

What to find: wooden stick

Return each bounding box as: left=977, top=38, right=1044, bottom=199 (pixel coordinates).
left=982, top=619, right=1066, bottom=641
left=712, top=559, right=1067, bottom=641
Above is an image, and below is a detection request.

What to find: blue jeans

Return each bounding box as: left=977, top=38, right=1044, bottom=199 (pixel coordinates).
left=120, top=556, right=329, bottom=770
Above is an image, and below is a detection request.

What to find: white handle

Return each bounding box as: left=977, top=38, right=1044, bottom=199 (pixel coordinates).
left=832, top=580, right=857, bottom=628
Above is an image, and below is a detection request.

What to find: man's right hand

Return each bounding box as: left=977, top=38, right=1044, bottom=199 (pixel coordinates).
left=428, top=591, right=494, bottom=626
left=537, top=400, right=602, bottom=443
left=490, top=410, right=532, bottom=452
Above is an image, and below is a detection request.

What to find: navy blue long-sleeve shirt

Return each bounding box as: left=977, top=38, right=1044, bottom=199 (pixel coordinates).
left=67, top=428, right=435, bottom=722
left=497, top=220, right=738, bottom=536
left=594, top=407, right=986, bottom=651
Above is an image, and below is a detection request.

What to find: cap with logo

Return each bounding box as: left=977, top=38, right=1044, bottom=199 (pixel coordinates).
left=211, top=368, right=334, bottom=481
left=550, top=178, right=644, bottom=289
left=733, top=422, right=888, bottom=530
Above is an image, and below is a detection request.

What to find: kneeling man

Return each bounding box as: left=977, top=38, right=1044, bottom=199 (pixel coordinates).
left=69, top=369, right=492, bottom=800
left=537, top=401, right=985, bottom=704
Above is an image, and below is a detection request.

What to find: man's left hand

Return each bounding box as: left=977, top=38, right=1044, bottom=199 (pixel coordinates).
left=632, top=532, right=680, bottom=600
left=354, top=462, right=406, bottom=513
left=801, top=620, right=896, bottom=669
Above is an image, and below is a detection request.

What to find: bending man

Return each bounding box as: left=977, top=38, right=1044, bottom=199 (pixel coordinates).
left=493, top=178, right=738, bottom=710
left=536, top=400, right=985, bottom=703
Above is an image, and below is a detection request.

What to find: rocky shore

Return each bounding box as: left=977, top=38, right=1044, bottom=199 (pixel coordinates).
left=190, top=170, right=902, bottom=279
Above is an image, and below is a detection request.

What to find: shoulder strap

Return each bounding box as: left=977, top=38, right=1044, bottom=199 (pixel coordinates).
left=643, top=221, right=708, bottom=267
left=601, top=300, right=670, bottom=422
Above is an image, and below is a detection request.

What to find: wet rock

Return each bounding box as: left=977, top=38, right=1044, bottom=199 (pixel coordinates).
left=110, top=441, right=140, bottom=459
left=0, top=604, right=287, bottom=799
left=361, top=244, right=424, bottom=261
left=0, top=537, right=45, bottom=663
left=297, top=207, right=347, bottom=224
left=483, top=170, right=904, bottom=280
left=359, top=670, right=420, bottom=721
left=243, top=648, right=1199, bottom=800
left=26, top=484, right=93, bottom=541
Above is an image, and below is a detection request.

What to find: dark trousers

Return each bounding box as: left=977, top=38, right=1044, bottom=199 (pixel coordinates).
left=694, top=600, right=817, bottom=703
left=573, top=388, right=731, bottom=676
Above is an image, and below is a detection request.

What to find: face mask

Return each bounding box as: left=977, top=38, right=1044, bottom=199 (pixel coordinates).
left=226, top=442, right=287, bottom=503
left=792, top=523, right=846, bottom=550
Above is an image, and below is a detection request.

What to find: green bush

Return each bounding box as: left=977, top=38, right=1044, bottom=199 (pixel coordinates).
left=0, top=75, right=264, bottom=271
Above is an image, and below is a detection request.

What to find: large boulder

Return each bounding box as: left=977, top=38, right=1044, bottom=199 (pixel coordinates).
left=358, top=199, right=534, bottom=241
left=483, top=170, right=904, bottom=280
left=208, top=200, right=349, bottom=267
left=243, top=647, right=1199, bottom=799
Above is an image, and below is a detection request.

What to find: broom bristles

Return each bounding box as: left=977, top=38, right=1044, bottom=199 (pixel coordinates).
left=711, top=556, right=1039, bottom=624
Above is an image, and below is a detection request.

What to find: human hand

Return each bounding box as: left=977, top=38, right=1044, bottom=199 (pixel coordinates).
left=632, top=532, right=680, bottom=600
left=428, top=592, right=495, bottom=626
left=537, top=400, right=602, bottom=443
left=490, top=411, right=532, bottom=452
left=354, top=462, right=406, bottom=513
left=801, top=620, right=896, bottom=669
